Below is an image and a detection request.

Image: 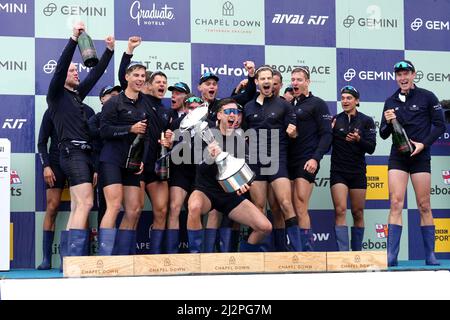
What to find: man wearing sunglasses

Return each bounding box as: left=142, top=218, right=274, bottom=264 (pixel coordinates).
left=198, top=61, right=256, bottom=122
left=187, top=99, right=272, bottom=252
left=288, top=66, right=333, bottom=252
left=381, top=60, right=445, bottom=267
left=331, top=86, right=376, bottom=252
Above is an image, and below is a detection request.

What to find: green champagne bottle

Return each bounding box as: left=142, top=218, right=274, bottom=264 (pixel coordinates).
left=392, top=119, right=415, bottom=155
left=78, top=31, right=98, bottom=68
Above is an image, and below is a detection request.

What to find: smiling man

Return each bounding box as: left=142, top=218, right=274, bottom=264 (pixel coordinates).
left=380, top=60, right=446, bottom=266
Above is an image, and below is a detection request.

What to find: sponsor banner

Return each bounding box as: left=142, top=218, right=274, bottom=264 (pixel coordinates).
left=191, top=0, right=265, bottom=45
left=347, top=209, right=409, bottom=260
left=0, top=95, right=34, bottom=153
left=35, top=38, right=114, bottom=96
left=10, top=153, right=36, bottom=212
left=265, top=0, right=335, bottom=47
left=431, top=124, right=450, bottom=156
left=35, top=211, right=99, bottom=268
left=309, top=155, right=333, bottom=210
left=191, top=43, right=264, bottom=100
left=10, top=212, right=35, bottom=269
left=114, top=40, right=191, bottom=99
left=336, top=0, right=404, bottom=50
left=0, top=0, right=34, bottom=37
left=405, top=50, right=450, bottom=102
left=0, top=37, right=35, bottom=95
left=408, top=209, right=450, bottom=260
left=366, top=165, right=389, bottom=200
left=0, top=139, right=11, bottom=270
left=115, top=0, right=190, bottom=42
left=309, top=210, right=336, bottom=252
left=35, top=0, right=114, bottom=39
left=408, top=156, right=450, bottom=210
left=365, top=156, right=394, bottom=209
left=405, top=0, right=450, bottom=51
left=336, top=48, right=403, bottom=102
left=266, top=45, right=336, bottom=101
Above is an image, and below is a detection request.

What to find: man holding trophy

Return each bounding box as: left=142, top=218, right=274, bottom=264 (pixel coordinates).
left=186, top=99, right=272, bottom=252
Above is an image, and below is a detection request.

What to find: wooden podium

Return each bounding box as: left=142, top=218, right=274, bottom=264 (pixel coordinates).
left=64, top=251, right=387, bottom=278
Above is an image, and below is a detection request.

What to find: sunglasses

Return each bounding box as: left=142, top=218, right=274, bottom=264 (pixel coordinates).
left=185, top=96, right=204, bottom=104
left=126, top=61, right=146, bottom=71
left=394, top=61, right=414, bottom=70
left=341, top=85, right=358, bottom=93
left=222, top=108, right=242, bottom=115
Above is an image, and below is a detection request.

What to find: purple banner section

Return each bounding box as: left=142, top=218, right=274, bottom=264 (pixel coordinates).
left=0, top=95, right=34, bottom=153
left=337, top=48, right=403, bottom=102
left=191, top=43, right=264, bottom=99
left=35, top=38, right=114, bottom=96
left=405, top=0, right=450, bottom=51
left=10, top=212, right=35, bottom=269
left=431, top=124, right=450, bottom=156
left=0, top=0, right=34, bottom=37
left=114, top=0, right=190, bottom=42
left=265, top=0, right=335, bottom=47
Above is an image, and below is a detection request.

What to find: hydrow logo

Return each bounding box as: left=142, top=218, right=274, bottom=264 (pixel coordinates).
left=201, top=64, right=248, bottom=77
left=129, top=1, right=175, bottom=27
left=344, top=68, right=394, bottom=82
left=343, top=15, right=398, bottom=29
left=2, top=119, right=27, bottom=129
left=0, top=60, right=27, bottom=71
left=411, top=18, right=450, bottom=31
left=43, top=3, right=107, bottom=17
left=414, top=70, right=450, bottom=83
left=0, top=2, right=27, bottom=13
left=272, top=14, right=329, bottom=25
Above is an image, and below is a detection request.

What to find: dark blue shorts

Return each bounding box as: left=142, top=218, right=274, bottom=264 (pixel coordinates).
left=59, top=148, right=93, bottom=187
left=46, top=162, right=68, bottom=189
left=250, top=159, right=289, bottom=183
left=330, top=171, right=367, bottom=189
left=100, top=162, right=141, bottom=188
left=169, top=164, right=196, bottom=193
left=388, top=156, right=431, bottom=174
left=142, top=163, right=160, bottom=185
left=195, top=187, right=246, bottom=216
left=288, top=159, right=320, bottom=183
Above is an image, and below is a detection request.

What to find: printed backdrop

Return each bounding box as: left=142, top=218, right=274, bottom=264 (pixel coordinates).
left=1, top=0, right=449, bottom=268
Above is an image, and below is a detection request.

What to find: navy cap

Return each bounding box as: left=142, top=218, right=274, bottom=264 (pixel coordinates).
left=99, top=85, right=121, bottom=99
left=199, top=72, right=219, bottom=84
left=394, top=60, right=415, bottom=73
left=168, top=82, right=191, bottom=94
left=341, top=85, right=360, bottom=106
left=284, top=86, right=294, bottom=94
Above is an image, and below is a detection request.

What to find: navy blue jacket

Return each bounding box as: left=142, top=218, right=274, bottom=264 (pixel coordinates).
left=37, top=109, right=60, bottom=167
left=244, top=95, right=296, bottom=162
left=289, top=93, right=333, bottom=164
left=331, top=110, right=376, bottom=174
left=46, top=38, right=113, bottom=148
left=380, top=86, right=446, bottom=159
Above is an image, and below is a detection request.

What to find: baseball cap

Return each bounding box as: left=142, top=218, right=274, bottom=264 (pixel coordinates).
left=394, top=60, right=415, bottom=73
left=168, top=82, right=191, bottom=94
left=341, top=85, right=360, bottom=106
left=99, top=85, right=122, bottom=99
left=199, top=72, right=219, bottom=84
left=126, top=61, right=146, bottom=72
left=284, top=86, right=294, bottom=94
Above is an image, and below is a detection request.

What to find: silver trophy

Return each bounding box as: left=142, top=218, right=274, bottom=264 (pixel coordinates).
left=180, top=105, right=255, bottom=193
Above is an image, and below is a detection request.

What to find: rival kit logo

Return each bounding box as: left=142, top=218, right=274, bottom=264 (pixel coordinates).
left=272, top=14, right=329, bottom=26
left=2, top=119, right=27, bottom=129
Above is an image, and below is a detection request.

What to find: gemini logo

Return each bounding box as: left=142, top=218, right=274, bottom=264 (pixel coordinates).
left=411, top=18, right=450, bottom=31
left=0, top=2, right=27, bottom=13
left=343, top=15, right=355, bottom=28
left=0, top=60, right=27, bottom=71
left=223, top=1, right=234, bottom=17
left=344, top=68, right=395, bottom=82
left=343, top=15, right=398, bottom=29
left=43, top=60, right=57, bottom=74
left=344, top=68, right=356, bottom=81
left=414, top=70, right=450, bottom=83
left=43, top=3, right=107, bottom=17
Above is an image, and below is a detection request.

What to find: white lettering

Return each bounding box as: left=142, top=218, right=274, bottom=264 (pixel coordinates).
left=130, top=1, right=174, bottom=26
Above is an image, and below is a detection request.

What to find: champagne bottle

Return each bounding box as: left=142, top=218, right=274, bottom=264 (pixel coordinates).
left=126, top=133, right=145, bottom=173
left=392, top=119, right=415, bottom=154
left=155, top=132, right=169, bottom=180
left=78, top=31, right=98, bottom=68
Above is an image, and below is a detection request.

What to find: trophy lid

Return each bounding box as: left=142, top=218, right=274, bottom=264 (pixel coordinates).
left=180, top=104, right=209, bottom=132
